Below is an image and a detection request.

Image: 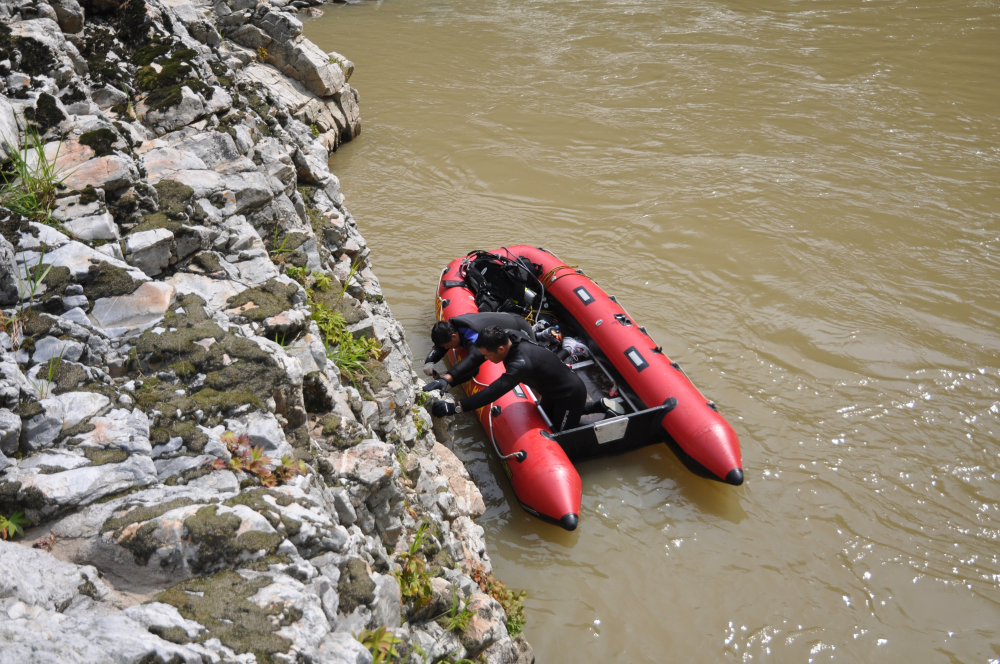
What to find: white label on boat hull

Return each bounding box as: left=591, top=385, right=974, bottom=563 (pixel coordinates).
left=594, top=416, right=629, bottom=444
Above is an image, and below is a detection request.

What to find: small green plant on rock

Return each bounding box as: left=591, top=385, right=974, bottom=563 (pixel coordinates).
left=269, top=226, right=294, bottom=260
left=437, top=587, right=474, bottom=634
left=17, top=246, right=53, bottom=313
left=393, top=522, right=434, bottom=609
left=0, top=511, right=30, bottom=540
left=312, top=270, right=332, bottom=292
left=0, top=129, right=67, bottom=225
left=209, top=431, right=306, bottom=487
left=311, top=299, right=383, bottom=386
left=338, top=256, right=363, bottom=300
left=355, top=625, right=402, bottom=664
left=34, top=348, right=64, bottom=398
left=469, top=565, right=527, bottom=636
left=412, top=408, right=427, bottom=438
left=285, top=265, right=310, bottom=285
left=0, top=311, right=23, bottom=351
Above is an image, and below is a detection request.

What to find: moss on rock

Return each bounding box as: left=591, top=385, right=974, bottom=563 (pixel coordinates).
left=80, top=262, right=142, bottom=300
left=40, top=265, right=72, bottom=294
left=101, top=497, right=197, bottom=534
left=154, top=570, right=295, bottom=663
left=119, top=520, right=160, bottom=565
left=83, top=448, right=129, bottom=465
left=191, top=252, right=223, bottom=274
left=338, top=558, right=376, bottom=614
left=19, top=310, right=55, bottom=340
left=135, top=377, right=261, bottom=427
left=183, top=505, right=241, bottom=569
left=134, top=316, right=225, bottom=370
left=183, top=506, right=284, bottom=573
left=0, top=211, right=34, bottom=246
left=319, top=414, right=341, bottom=437
left=135, top=48, right=198, bottom=91
left=130, top=213, right=183, bottom=236
left=224, top=279, right=300, bottom=324
left=50, top=362, right=88, bottom=395
left=156, top=180, right=195, bottom=213
left=79, top=129, right=119, bottom=157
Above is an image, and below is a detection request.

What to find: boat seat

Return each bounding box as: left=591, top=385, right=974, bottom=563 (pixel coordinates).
left=542, top=399, right=677, bottom=462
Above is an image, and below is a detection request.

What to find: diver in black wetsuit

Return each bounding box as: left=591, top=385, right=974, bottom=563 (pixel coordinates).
left=430, top=326, right=621, bottom=431
left=421, top=313, right=534, bottom=393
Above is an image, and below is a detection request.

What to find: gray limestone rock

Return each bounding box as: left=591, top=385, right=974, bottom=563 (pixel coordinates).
left=122, top=602, right=207, bottom=640
left=63, top=212, right=119, bottom=242
left=49, top=0, right=85, bottom=33
left=17, top=450, right=90, bottom=472
left=0, top=408, right=21, bottom=455
left=272, top=37, right=345, bottom=98
left=72, top=407, right=151, bottom=455
left=62, top=154, right=139, bottom=193
left=90, top=281, right=174, bottom=331
left=316, top=631, right=373, bottom=664
left=0, top=354, right=34, bottom=409
left=256, top=9, right=303, bottom=43
left=125, top=228, right=174, bottom=277
left=411, top=622, right=467, bottom=663
left=141, top=86, right=206, bottom=133
left=0, top=609, right=208, bottom=663
left=328, top=441, right=399, bottom=491
left=91, top=85, right=127, bottom=111
left=32, top=335, right=85, bottom=364
left=0, top=96, right=20, bottom=162
left=154, top=454, right=214, bottom=481
left=230, top=23, right=272, bottom=50
left=332, top=487, right=357, bottom=526
left=165, top=273, right=246, bottom=314
left=28, top=240, right=147, bottom=283
left=188, top=19, right=222, bottom=46
left=327, top=51, right=354, bottom=82
left=0, top=539, right=111, bottom=610
left=370, top=574, right=401, bottom=629
left=0, top=232, right=17, bottom=306
left=4, top=455, right=158, bottom=515
left=6, top=19, right=78, bottom=80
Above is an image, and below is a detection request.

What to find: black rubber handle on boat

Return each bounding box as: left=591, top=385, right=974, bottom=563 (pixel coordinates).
left=499, top=450, right=527, bottom=463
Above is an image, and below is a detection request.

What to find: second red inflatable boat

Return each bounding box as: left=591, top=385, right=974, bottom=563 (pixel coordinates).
left=434, top=246, right=743, bottom=530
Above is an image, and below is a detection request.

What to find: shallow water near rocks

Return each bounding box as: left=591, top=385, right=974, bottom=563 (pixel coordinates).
left=305, top=1, right=1000, bottom=660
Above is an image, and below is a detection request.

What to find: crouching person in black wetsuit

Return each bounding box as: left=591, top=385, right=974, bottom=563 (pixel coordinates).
left=430, top=325, right=620, bottom=432
left=422, top=312, right=534, bottom=393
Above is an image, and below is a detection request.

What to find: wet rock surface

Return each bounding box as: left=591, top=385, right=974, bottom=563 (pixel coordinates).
left=0, top=0, right=532, bottom=661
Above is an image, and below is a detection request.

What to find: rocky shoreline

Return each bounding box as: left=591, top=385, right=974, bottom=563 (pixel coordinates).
left=0, top=0, right=533, bottom=662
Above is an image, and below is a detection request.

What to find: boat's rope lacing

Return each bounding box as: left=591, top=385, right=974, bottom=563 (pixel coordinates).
left=539, top=263, right=579, bottom=288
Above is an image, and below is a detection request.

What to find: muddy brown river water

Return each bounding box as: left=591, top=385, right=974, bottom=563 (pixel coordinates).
left=304, top=1, right=1000, bottom=660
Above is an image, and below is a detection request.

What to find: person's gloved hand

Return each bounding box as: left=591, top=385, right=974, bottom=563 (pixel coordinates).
left=423, top=362, right=436, bottom=376
left=422, top=378, right=449, bottom=393
left=431, top=400, right=457, bottom=418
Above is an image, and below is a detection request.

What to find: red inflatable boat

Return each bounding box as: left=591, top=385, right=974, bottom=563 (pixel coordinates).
left=434, top=246, right=743, bottom=530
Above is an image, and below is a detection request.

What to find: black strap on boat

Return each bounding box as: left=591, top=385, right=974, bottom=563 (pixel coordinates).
left=442, top=280, right=466, bottom=289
